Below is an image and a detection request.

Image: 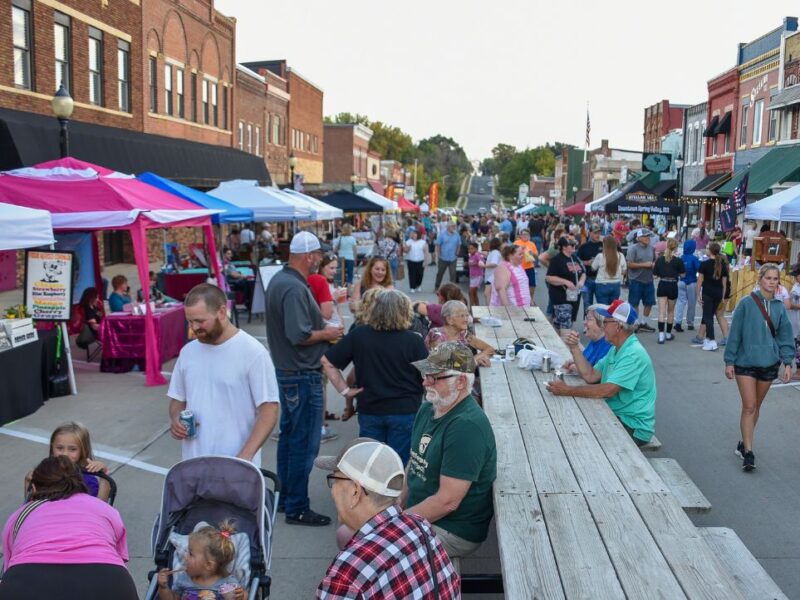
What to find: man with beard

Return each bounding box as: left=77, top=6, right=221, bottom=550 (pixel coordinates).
left=167, top=283, right=279, bottom=466
left=266, top=231, right=344, bottom=527
left=403, top=342, right=496, bottom=570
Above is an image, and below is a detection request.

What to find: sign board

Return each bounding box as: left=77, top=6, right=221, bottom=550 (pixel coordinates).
left=549, top=189, right=560, bottom=198
left=625, top=192, right=658, bottom=202
left=250, top=264, right=284, bottom=315
left=642, top=152, right=672, bottom=173
left=24, top=250, right=75, bottom=321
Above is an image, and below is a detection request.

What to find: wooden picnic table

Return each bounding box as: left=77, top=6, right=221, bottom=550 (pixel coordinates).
left=472, top=305, right=764, bottom=600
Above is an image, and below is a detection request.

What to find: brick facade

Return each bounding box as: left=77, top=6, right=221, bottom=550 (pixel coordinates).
left=323, top=123, right=372, bottom=184
left=234, top=65, right=265, bottom=157
left=264, top=70, right=288, bottom=185
left=643, top=100, right=687, bottom=152
left=0, top=0, right=143, bottom=130
left=705, top=68, right=738, bottom=176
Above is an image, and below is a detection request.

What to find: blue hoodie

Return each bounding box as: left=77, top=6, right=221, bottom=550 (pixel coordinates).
left=680, top=240, right=700, bottom=284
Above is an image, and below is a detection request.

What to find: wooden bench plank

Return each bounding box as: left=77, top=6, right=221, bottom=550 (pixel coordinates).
left=632, top=493, right=746, bottom=599
left=494, top=494, right=565, bottom=599
left=586, top=493, right=688, bottom=599
left=698, top=527, right=789, bottom=600
left=539, top=493, right=625, bottom=599
left=649, top=458, right=711, bottom=513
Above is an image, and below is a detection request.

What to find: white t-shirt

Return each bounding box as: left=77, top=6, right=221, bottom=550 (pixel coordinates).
left=240, top=228, right=255, bottom=244
left=405, top=239, right=427, bottom=262
left=484, top=249, right=502, bottom=284
left=744, top=228, right=758, bottom=249
left=167, top=331, right=279, bottom=467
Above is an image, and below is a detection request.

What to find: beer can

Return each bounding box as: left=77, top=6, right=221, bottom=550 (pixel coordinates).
left=541, top=356, right=552, bottom=373
left=505, top=344, right=515, bottom=360
left=179, top=410, right=197, bottom=439
left=553, top=369, right=564, bottom=382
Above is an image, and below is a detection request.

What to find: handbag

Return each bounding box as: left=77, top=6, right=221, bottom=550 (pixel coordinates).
left=750, top=292, right=776, bottom=337
left=396, top=260, right=405, bottom=281
left=565, top=256, right=581, bottom=302
left=76, top=323, right=96, bottom=349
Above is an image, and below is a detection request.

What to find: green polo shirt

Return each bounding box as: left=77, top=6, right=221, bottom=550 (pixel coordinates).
left=407, top=395, right=496, bottom=543
left=594, top=334, right=656, bottom=442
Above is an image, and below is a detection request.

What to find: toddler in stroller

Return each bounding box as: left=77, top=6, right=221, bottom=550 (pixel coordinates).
left=145, top=456, right=280, bottom=600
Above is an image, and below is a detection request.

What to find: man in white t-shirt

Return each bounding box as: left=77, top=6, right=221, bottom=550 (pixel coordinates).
left=168, top=283, right=279, bottom=467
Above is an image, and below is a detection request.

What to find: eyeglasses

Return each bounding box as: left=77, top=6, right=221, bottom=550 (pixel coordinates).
left=326, top=474, right=350, bottom=489
left=425, top=373, right=457, bottom=383
left=602, top=319, right=621, bottom=327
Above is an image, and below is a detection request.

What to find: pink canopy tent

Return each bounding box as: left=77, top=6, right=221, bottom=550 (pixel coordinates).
left=397, top=197, right=420, bottom=212
left=0, top=157, right=224, bottom=386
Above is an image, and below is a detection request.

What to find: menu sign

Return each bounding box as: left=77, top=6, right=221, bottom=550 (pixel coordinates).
left=24, top=250, right=75, bottom=321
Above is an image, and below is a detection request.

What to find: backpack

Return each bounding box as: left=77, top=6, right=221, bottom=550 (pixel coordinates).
left=410, top=313, right=431, bottom=338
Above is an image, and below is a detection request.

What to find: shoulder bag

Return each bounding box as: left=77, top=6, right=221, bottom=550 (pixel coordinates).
left=750, top=292, right=776, bottom=337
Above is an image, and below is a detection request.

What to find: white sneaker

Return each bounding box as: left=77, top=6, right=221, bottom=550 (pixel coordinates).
left=657, top=332, right=665, bottom=344
left=702, top=339, right=718, bottom=351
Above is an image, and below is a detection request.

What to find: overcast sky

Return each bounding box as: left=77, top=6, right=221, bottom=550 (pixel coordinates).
left=217, top=0, right=800, bottom=161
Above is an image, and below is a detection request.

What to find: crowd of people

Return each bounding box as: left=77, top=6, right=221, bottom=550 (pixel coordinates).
left=3, top=205, right=800, bottom=598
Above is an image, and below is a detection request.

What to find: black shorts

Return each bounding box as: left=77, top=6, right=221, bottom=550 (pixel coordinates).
left=734, top=363, right=781, bottom=382
left=656, top=281, right=678, bottom=300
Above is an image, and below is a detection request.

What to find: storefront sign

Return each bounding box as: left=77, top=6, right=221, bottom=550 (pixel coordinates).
left=642, top=153, right=672, bottom=173
left=615, top=203, right=673, bottom=215
left=625, top=192, right=658, bottom=202
left=24, top=250, right=75, bottom=321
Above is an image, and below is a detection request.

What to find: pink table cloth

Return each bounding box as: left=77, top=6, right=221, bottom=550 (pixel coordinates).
left=99, top=304, right=186, bottom=369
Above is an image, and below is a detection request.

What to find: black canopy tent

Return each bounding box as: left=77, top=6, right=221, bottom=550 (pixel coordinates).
left=318, top=190, right=384, bottom=213
left=604, top=179, right=681, bottom=216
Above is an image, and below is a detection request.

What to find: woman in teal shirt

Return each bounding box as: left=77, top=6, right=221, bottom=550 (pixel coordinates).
left=335, top=223, right=357, bottom=284
left=108, top=275, right=132, bottom=312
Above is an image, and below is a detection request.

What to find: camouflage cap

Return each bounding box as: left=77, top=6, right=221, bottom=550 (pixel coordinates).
left=412, top=341, right=477, bottom=375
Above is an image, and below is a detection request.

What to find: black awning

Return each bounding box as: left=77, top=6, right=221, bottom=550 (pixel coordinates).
left=713, top=111, right=732, bottom=135
left=604, top=179, right=681, bottom=215
left=318, top=190, right=384, bottom=213
left=703, top=115, right=719, bottom=137
left=0, top=107, right=270, bottom=188
left=686, top=172, right=731, bottom=196
left=650, top=180, right=676, bottom=199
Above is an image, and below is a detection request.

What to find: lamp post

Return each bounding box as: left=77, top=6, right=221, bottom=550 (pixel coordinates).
left=51, top=84, right=74, bottom=158
left=350, top=173, right=358, bottom=194
left=572, top=185, right=578, bottom=204
left=288, top=152, right=297, bottom=190
left=674, top=153, right=685, bottom=238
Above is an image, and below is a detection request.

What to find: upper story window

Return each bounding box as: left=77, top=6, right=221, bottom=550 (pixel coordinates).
left=190, top=72, right=197, bottom=122
left=54, top=12, right=71, bottom=92
left=164, top=64, right=173, bottom=116
left=176, top=68, right=184, bottom=119
left=698, top=122, right=705, bottom=164
left=12, top=1, right=33, bottom=89
left=752, top=99, right=764, bottom=145
left=148, top=56, right=157, bottom=112
left=211, top=82, right=218, bottom=127
left=202, top=79, right=209, bottom=124
left=221, top=86, right=228, bottom=130
left=117, top=40, right=130, bottom=112
left=247, top=123, right=252, bottom=153
left=740, top=105, right=749, bottom=146
left=255, top=126, right=261, bottom=156
left=88, top=27, right=102, bottom=105
left=238, top=121, right=244, bottom=150
left=768, top=107, right=778, bottom=142
left=787, top=74, right=799, bottom=87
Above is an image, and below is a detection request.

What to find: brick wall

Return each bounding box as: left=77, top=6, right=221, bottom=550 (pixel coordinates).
left=287, top=69, right=323, bottom=183
left=0, top=0, right=143, bottom=130
left=323, top=125, right=353, bottom=183
left=234, top=67, right=265, bottom=157
left=265, top=71, right=288, bottom=184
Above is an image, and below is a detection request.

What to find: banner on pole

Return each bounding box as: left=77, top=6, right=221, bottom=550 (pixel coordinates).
left=429, top=182, right=440, bottom=212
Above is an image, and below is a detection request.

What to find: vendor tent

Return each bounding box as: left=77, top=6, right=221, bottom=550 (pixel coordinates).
left=319, top=190, right=384, bottom=213
left=137, top=172, right=254, bottom=224
left=0, top=202, right=55, bottom=250
left=278, top=188, right=343, bottom=220
left=585, top=187, right=621, bottom=213
left=397, top=197, right=420, bottom=212
left=745, top=182, right=800, bottom=221
left=0, top=157, right=223, bottom=387
left=603, top=179, right=680, bottom=216
left=563, top=202, right=587, bottom=216
left=515, top=203, right=538, bottom=215
left=208, top=180, right=312, bottom=221
left=356, top=187, right=398, bottom=212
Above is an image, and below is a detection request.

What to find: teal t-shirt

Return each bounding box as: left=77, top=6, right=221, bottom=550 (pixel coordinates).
left=407, top=395, right=497, bottom=543
left=594, top=334, right=656, bottom=442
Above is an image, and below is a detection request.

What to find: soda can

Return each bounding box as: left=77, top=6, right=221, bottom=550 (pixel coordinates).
left=541, top=356, right=551, bottom=373
left=505, top=344, right=515, bottom=360
left=179, top=410, right=197, bottom=439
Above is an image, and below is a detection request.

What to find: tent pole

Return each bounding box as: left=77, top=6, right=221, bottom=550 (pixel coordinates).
left=49, top=242, right=77, bottom=394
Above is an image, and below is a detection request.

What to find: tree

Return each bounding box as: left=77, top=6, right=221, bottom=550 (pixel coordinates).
left=368, top=121, right=417, bottom=164
left=497, top=146, right=556, bottom=197
left=323, top=112, right=370, bottom=125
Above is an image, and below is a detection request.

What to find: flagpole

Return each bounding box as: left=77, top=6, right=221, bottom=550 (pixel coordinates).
left=584, top=102, right=589, bottom=164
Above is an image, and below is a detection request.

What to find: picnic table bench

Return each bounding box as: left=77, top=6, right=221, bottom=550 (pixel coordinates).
left=471, top=305, right=786, bottom=600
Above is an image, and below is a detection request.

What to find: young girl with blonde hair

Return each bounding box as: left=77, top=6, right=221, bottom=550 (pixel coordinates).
left=654, top=237, right=685, bottom=344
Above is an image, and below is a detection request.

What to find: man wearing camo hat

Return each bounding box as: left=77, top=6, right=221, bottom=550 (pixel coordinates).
left=403, top=342, right=497, bottom=569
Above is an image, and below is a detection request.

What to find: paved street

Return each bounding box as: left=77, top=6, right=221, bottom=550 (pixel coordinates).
left=1, top=261, right=799, bottom=598
left=465, top=175, right=495, bottom=213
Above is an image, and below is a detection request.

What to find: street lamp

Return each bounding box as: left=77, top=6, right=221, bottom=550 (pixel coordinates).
left=572, top=185, right=578, bottom=204
left=288, top=152, right=298, bottom=190
left=51, top=84, right=74, bottom=158
left=674, top=153, right=685, bottom=238
left=350, top=173, right=359, bottom=193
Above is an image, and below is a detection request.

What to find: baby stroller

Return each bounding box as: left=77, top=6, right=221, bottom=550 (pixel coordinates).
left=143, top=456, right=280, bottom=600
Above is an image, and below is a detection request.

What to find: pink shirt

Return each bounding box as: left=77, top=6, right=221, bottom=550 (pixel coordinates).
left=2, top=494, right=129, bottom=568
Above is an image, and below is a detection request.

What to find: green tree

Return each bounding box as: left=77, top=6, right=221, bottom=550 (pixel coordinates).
left=369, top=121, right=417, bottom=164
left=323, top=112, right=370, bottom=125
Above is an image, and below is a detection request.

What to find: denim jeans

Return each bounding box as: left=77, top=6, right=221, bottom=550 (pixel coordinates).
left=344, top=260, right=355, bottom=284
left=581, top=278, right=596, bottom=315
left=276, top=369, right=324, bottom=515
left=358, top=413, right=417, bottom=465
left=594, top=282, right=621, bottom=305
left=675, top=281, right=696, bottom=326
left=388, top=257, right=399, bottom=280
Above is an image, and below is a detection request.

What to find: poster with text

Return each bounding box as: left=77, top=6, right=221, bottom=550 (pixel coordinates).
left=24, top=250, right=75, bottom=321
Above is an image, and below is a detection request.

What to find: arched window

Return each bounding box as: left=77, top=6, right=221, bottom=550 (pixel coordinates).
left=786, top=74, right=798, bottom=87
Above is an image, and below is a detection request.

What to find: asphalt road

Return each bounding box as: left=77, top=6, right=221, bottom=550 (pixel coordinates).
left=1, top=265, right=799, bottom=598
left=465, top=174, right=495, bottom=214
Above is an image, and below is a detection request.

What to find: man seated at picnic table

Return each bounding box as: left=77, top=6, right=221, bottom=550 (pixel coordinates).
left=547, top=299, right=656, bottom=446
left=403, top=342, right=497, bottom=570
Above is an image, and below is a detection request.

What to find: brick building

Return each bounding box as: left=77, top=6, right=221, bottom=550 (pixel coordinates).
left=366, top=150, right=382, bottom=193
left=704, top=68, right=737, bottom=176
left=643, top=100, right=688, bottom=153
left=234, top=65, right=265, bottom=158
left=242, top=60, right=324, bottom=186
left=581, top=139, right=642, bottom=200
left=323, top=123, right=372, bottom=185
left=264, top=69, right=289, bottom=185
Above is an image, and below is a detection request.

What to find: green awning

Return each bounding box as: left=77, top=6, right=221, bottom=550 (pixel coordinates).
left=717, top=145, right=800, bottom=198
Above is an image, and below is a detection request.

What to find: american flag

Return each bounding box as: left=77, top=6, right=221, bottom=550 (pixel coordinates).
left=720, top=173, right=748, bottom=232
left=585, top=109, right=591, bottom=148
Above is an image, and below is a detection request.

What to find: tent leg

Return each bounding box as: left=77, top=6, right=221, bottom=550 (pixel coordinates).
left=61, top=313, right=78, bottom=394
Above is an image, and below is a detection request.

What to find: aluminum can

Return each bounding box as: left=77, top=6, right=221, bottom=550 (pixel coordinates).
left=179, top=410, right=197, bottom=439
left=553, top=369, right=564, bottom=382
left=505, top=344, right=515, bottom=360
left=541, top=355, right=552, bottom=373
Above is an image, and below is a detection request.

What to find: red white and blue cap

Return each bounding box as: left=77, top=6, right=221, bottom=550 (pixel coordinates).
left=596, top=299, right=637, bottom=326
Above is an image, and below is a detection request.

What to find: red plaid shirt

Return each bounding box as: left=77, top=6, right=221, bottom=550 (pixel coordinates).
left=317, top=505, right=461, bottom=599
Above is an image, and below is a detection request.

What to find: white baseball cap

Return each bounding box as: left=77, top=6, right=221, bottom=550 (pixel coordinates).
left=289, top=231, right=321, bottom=254
left=314, top=438, right=405, bottom=497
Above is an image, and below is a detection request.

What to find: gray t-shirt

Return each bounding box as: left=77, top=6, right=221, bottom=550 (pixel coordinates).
left=265, top=266, right=326, bottom=370
left=626, top=243, right=656, bottom=283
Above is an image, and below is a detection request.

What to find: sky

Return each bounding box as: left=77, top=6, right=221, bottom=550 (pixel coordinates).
left=217, top=0, right=800, bottom=162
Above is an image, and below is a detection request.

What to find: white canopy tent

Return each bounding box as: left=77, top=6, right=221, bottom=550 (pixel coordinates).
left=357, top=187, right=398, bottom=212
left=745, top=183, right=800, bottom=221
left=585, top=187, right=621, bottom=213
left=208, top=180, right=312, bottom=222
left=279, top=188, right=343, bottom=220
left=0, top=202, right=55, bottom=250
left=514, top=203, right=538, bottom=215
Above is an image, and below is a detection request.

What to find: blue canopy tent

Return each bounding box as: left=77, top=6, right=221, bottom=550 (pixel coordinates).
left=137, top=171, right=254, bottom=223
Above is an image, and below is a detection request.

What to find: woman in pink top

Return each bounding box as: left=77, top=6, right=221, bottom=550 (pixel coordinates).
left=491, top=244, right=531, bottom=307
left=0, top=456, right=136, bottom=599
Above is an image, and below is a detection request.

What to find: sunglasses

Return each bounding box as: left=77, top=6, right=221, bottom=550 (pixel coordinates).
left=326, top=473, right=369, bottom=495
